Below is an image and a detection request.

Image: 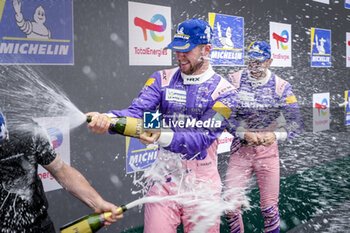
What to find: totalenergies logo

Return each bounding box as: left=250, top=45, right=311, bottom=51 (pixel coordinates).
left=46, top=127, right=63, bottom=149
left=134, top=14, right=166, bottom=42
left=315, top=98, right=328, bottom=116
left=272, top=30, right=289, bottom=50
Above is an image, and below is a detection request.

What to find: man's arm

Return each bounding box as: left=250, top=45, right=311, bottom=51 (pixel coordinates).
left=275, top=84, right=303, bottom=140
left=44, top=154, right=122, bottom=225
left=87, top=71, right=162, bottom=134
left=141, top=88, right=239, bottom=157
left=258, top=83, right=303, bottom=146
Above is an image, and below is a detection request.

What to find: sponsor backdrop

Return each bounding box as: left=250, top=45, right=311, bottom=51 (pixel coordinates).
left=346, top=90, right=350, bottom=126
left=311, top=27, right=331, bottom=67
left=313, top=92, right=330, bottom=132
left=346, top=0, right=350, bottom=9
left=269, top=22, right=292, bottom=67
left=2, top=0, right=350, bottom=232
left=0, top=0, right=73, bottom=64
left=209, top=13, right=244, bottom=66
left=128, top=1, right=171, bottom=66
left=126, top=137, right=158, bottom=173
left=35, top=117, right=70, bottom=192
left=217, top=131, right=234, bottom=154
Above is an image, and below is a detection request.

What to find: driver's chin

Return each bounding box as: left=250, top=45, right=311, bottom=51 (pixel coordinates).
left=249, top=70, right=262, bottom=79
left=179, top=64, right=191, bottom=75
left=181, top=63, right=199, bottom=75
left=182, top=70, right=191, bottom=75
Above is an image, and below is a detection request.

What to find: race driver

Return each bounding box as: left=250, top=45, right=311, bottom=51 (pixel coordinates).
left=87, top=18, right=239, bottom=233
left=224, top=41, right=303, bottom=233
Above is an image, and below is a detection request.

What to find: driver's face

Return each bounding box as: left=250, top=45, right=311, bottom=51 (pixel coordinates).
left=176, top=45, right=209, bottom=75
left=247, top=58, right=269, bottom=79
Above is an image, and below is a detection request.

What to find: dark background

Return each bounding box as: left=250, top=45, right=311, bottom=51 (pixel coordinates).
left=3, top=0, right=350, bottom=232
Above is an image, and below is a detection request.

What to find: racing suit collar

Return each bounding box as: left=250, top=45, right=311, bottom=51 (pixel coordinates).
left=181, top=65, right=215, bottom=85
left=247, top=69, right=271, bottom=88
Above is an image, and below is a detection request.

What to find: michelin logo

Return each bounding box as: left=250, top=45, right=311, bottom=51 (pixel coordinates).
left=0, top=42, right=69, bottom=55
left=217, top=21, right=234, bottom=49
left=311, top=35, right=330, bottom=62
left=129, top=150, right=157, bottom=169
left=0, top=0, right=70, bottom=56
left=13, top=0, right=51, bottom=39
left=315, top=35, right=326, bottom=54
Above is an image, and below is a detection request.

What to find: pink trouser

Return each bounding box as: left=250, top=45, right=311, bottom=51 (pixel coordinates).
left=144, top=145, right=221, bottom=233
left=224, top=141, right=280, bottom=233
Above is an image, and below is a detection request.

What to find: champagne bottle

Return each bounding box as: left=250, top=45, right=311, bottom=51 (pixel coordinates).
left=60, top=205, right=127, bottom=233
left=86, top=115, right=149, bottom=138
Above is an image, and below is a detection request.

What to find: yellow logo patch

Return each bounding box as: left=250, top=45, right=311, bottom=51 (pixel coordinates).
left=145, top=78, right=155, bottom=86
left=212, top=101, right=232, bottom=119
left=286, top=95, right=297, bottom=104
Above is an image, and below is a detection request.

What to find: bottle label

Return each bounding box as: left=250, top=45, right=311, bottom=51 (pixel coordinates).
left=60, top=220, right=92, bottom=233
left=124, top=117, right=143, bottom=137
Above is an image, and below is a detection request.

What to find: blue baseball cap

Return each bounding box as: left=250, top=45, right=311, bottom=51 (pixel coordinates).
left=247, top=41, right=271, bottom=62
left=165, top=18, right=213, bottom=52
left=0, top=110, right=6, bottom=142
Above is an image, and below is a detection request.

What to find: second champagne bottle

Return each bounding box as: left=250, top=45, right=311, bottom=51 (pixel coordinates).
left=86, top=115, right=150, bottom=138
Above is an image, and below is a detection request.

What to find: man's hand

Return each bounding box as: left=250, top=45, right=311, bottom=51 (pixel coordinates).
left=12, top=0, right=22, bottom=14
left=258, top=132, right=276, bottom=146
left=244, top=132, right=260, bottom=146
left=85, top=112, right=110, bottom=134
left=45, top=155, right=123, bottom=226
left=93, top=200, right=123, bottom=226
left=139, top=129, right=160, bottom=145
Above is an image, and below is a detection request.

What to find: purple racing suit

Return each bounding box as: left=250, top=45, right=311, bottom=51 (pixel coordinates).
left=225, top=69, right=303, bottom=233
left=108, top=66, right=239, bottom=233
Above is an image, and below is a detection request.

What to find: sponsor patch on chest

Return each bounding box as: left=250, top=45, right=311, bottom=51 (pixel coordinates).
left=166, top=88, right=187, bottom=103
left=238, top=91, right=255, bottom=102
